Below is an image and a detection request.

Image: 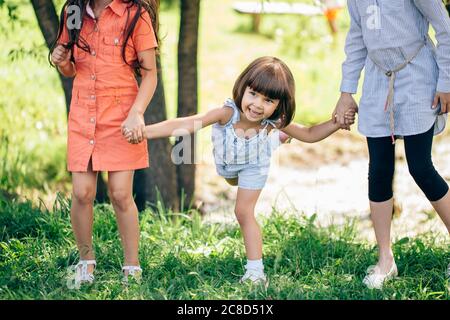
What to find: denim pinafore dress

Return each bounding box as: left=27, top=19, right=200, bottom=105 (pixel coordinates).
left=211, top=99, right=282, bottom=190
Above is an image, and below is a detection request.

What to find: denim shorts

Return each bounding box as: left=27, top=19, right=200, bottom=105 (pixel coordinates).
left=215, top=162, right=270, bottom=190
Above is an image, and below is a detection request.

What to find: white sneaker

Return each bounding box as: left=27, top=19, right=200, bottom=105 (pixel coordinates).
left=362, top=262, right=398, bottom=290
left=66, top=260, right=96, bottom=289
left=240, top=268, right=267, bottom=284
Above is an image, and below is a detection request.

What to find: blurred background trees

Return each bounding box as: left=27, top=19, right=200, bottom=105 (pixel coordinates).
left=0, top=0, right=351, bottom=212
left=1, top=0, right=200, bottom=211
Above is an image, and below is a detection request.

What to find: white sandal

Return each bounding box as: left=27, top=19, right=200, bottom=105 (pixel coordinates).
left=122, top=265, right=142, bottom=284
left=66, top=260, right=96, bottom=289
left=362, top=262, right=398, bottom=290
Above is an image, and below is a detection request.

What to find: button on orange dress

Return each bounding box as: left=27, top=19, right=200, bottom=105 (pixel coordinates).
left=58, top=0, right=157, bottom=172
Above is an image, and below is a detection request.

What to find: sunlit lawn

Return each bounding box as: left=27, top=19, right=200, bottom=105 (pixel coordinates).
left=0, top=197, right=448, bottom=300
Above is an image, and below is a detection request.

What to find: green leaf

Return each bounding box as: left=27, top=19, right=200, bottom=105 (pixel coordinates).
left=396, top=237, right=410, bottom=246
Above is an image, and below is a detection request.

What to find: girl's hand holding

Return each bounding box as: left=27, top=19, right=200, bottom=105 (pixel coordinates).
left=333, top=93, right=358, bottom=130
left=121, top=110, right=146, bottom=144
left=51, top=44, right=71, bottom=67
left=343, top=106, right=358, bottom=128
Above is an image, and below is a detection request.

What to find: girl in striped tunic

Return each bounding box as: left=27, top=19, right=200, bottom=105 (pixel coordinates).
left=334, top=0, right=450, bottom=289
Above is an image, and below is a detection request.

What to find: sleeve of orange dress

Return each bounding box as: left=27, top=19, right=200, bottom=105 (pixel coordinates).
left=132, top=10, right=158, bottom=52
left=57, top=10, right=69, bottom=45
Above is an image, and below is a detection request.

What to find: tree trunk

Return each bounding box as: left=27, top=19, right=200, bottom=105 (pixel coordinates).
left=134, top=57, right=179, bottom=212
left=176, top=0, right=200, bottom=211
left=31, top=0, right=108, bottom=202
left=30, top=0, right=73, bottom=113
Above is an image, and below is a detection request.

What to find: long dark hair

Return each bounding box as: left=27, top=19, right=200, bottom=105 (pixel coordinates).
left=49, top=0, right=159, bottom=73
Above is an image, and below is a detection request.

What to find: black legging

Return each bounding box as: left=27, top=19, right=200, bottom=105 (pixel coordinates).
left=367, top=124, right=449, bottom=202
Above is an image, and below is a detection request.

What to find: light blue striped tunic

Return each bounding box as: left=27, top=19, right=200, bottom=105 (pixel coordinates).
left=341, top=0, right=450, bottom=137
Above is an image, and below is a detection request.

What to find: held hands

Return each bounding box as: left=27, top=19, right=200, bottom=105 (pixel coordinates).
left=432, top=92, right=450, bottom=115
left=121, top=110, right=146, bottom=144
left=332, top=92, right=358, bottom=130
left=343, top=107, right=357, bottom=128
left=51, top=44, right=71, bottom=67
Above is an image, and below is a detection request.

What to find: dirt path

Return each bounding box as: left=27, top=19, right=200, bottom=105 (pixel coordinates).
left=197, top=131, right=449, bottom=242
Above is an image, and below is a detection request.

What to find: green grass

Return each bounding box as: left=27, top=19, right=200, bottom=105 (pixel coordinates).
left=0, top=196, right=448, bottom=300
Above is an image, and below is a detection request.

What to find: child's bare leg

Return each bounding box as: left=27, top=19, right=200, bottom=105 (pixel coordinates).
left=71, top=160, right=98, bottom=273
left=235, top=188, right=263, bottom=260
left=369, top=199, right=395, bottom=273
left=430, top=190, right=450, bottom=233
left=107, top=170, right=140, bottom=268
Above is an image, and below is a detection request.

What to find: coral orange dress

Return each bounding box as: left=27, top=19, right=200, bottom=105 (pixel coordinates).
left=58, top=0, right=157, bottom=172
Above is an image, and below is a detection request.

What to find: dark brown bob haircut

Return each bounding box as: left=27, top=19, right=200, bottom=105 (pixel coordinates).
left=232, top=56, right=296, bottom=128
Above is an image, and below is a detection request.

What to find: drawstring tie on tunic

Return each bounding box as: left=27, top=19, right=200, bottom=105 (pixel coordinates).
left=384, top=68, right=400, bottom=144
left=370, top=41, right=426, bottom=144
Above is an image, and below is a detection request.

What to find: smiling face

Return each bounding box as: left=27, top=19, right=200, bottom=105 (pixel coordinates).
left=241, top=86, right=280, bottom=123
left=232, top=57, right=296, bottom=128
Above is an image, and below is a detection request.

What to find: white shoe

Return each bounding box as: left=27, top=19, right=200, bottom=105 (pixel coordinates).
left=66, top=260, right=96, bottom=289
left=362, top=262, right=398, bottom=290
left=240, top=268, right=267, bottom=284
left=122, top=265, right=142, bottom=284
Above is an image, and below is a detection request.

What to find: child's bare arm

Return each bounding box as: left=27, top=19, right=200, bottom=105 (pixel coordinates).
left=144, top=107, right=233, bottom=139
left=281, top=120, right=340, bottom=143
left=281, top=108, right=356, bottom=143
left=51, top=44, right=76, bottom=77
left=122, top=48, right=157, bottom=144
left=57, top=61, right=76, bottom=78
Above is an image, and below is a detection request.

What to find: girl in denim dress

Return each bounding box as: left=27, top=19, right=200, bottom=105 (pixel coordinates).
left=136, top=56, right=356, bottom=283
